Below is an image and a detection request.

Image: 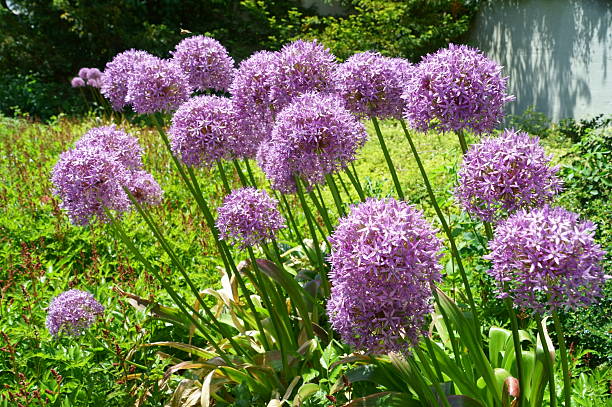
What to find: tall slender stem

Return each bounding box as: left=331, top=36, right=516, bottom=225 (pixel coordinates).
left=243, top=159, right=258, bottom=187
left=216, top=160, right=232, bottom=193
left=232, top=159, right=249, bottom=187
left=505, top=298, right=525, bottom=407
left=326, top=173, right=345, bottom=216
left=372, top=117, right=404, bottom=200
left=280, top=194, right=316, bottom=266
left=336, top=172, right=355, bottom=204
left=536, top=317, right=557, bottom=407
left=345, top=164, right=365, bottom=202
left=552, top=311, right=571, bottom=407
left=456, top=129, right=469, bottom=155
left=400, top=120, right=479, bottom=328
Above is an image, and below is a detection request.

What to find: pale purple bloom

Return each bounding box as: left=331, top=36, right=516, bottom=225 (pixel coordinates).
left=128, top=170, right=164, bottom=206
left=257, top=92, right=367, bottom=193
left=74, top=125, right=143, bottom=169
left=172, top=35, right=235, bottom=92
left=334, top=52, right=413, bottom=119
left=86, top=68, right=102, bottom=80
left=46, top=289, right=104, bottom=337
left=100, top=49, right=157, bottom=110
left=216, top=188, right=285, bottom=249
left=126, top=58, right=191, bottom=114
left=169, top=95, right=238, bottom=167
left=327, top=198, right=443, bottom=354
left=87, top=79, right=100, bottom=88
left=454, top=129, right=562, bottom=222
left=71, top=77, right=85, bottom=88
left=270, top=40, right=336, bottom=111
left=78, top=67, right=90, bottom=79
left=403, top=44, right=514, bottom=133
left=485, top=205, right=607, bottom=313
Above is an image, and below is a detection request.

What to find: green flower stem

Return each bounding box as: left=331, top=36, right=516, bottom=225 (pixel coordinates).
left=484, top=222, right=494, bottom=241
left=336, top=172, right=355, bottom=204
left=345, top=164, right=366, bottom=202
left=400, top=119, right=480, bottom=330
left=280, top=194, right=317, bottom=266
left=505, top=298, right=525, bottom=407
left=232, top=159, right=250, bottom=187
left=456, top=129, right=469, bottom=155
left=414, top=345, right=452, bottom=407
left=372, top=117, right=404, bottom=200
left=308, top=186, right=334, bottom=235
left=326, top=173, right=346, bottom=217
left=552, top=311, right=571, bottom=407
left=536, top=317, right=557, bottom=407
left=216, top=160, right=232, bottom=194
left=243, top=158, right=258, bottom=187
left=431, top=287, right=467, bottom=374
left=423, top=337, right=444, bottom=383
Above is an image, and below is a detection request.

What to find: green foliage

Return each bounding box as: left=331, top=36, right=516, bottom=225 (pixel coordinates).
left=557, top=114, right=612, bottom=143
left=507, top=105, right=552, bottom=138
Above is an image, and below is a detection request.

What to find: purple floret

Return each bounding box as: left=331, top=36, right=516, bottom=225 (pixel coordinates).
left=126, top=58, right=191, bottom=114
left=86, top=68, right=102, bottom=81
left=216, top=188, right=285, bottom=249
left=46, top=289, right=105, bottom=337
left=454, top=129, right=562, bottom=222
left=327, top=198, right=443, bottom=354
left=78, top=67, right=90, bottom=79
left=71, top=77, right=85, bottom=88
left=100, top=49, right=157, bottom=111
left=333, top=52, right=413, bottom=119
left=74, top=125, right=144, bottom=169
left=169, top=95, right=238, bottom=167
left=485, top=205, right=607, bottom=313
left=403, top=44, right=514, bottom=133
left=257, top=92, right=367, bottom=193
left=172, top=35, right=235, bottom=92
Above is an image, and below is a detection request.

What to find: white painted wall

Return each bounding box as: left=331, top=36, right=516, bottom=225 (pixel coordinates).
left=469, top=0, right=612, bottom=120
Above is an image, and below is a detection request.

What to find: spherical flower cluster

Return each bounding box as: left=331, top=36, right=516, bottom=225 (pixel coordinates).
left=216, top=188, right=285, bottom=249
left=52, top=126, right=163, bottom=225
left=270, top=40, right=336, bottom=111
left=172, top=35, right=235, bottom=92
left=100, top=49, right=157, bottom=110
left=485, top=205, right=607, bottom=313
left=327, top=198, right=443, bottom=354
left=257, top=92, right=367, bottom=193
left=76, top=67, right=103, bottom=88
left=230, top=51, right=280, bottom=157
left=78, top=67, right=91, bottom=79
left=169, top=95, right=238, bottom=167
left=71, top=77, right=86, bottom=88
left=454, top=129, right=562, bottom=222
left=126, top=58, right=191, bottom=114
left=333, top=52, right=413, bottom=119
left=403, top=43, right=514, bottom=133
left=46, top=290, right=104, bottom=337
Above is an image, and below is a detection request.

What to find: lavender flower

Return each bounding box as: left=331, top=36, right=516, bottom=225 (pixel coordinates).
left=270, top=40, right=336, bottom=111
left=78, top=67, right=90, bottom=79
left=454, top=129, right=562, bottom=222
left=172, top=35, right=235, bottom=92
left=100, top=49, right=157, bottom=110
left=126, top=58, right=191, bottom=114
left=46, top=290, right=104, bottom=337
left=257, top=92, right=367, bottom=193
left=216, top=188, right=285, bottom=249
left=327, top=198, right=443, bottom=354
left=169, top=95, right=238, bottom=166
left=87, top=79, right=100, bottom=88
left=230, top=51, right=280, bottom=157
left=333, top=52, right=413, bottom=119
left=485, top=205, right=607, bottom=313
left=86, top=68, right=102, bottom=80
left=71, top=77, right=86, bottom=88
left=403, top=44, right=514, bottom=133
left=74, top=125, right=144, bottom=169
left=128, top=170, right=164, bottom=206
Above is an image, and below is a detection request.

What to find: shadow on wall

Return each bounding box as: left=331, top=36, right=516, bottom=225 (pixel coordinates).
left=469, top=0, right=612, bottom=121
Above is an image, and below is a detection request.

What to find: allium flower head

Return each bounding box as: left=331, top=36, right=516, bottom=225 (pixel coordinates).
left=454, top=129, right=562, bottom=222
left=230, top=51, right=280, bottom=157
left=46, top=290, right=104, bottom=337
left=74, top=125, right=144, bottom=169
left=71, top=77, right=85, bottom=88
left=270, top=40, right=336, bottom=110
left=257, top=92, right=367, bottom=193
left=87, top=78, right=101, bottom=88
left=78, top=67, right=90, bottom=79
left=101, top=50, right=158, bottom=110
left=169, top=95, right=238, bottom=166
left=172, top=35, right=235, bottom=92
left=86, top=68, right=103, bottom=80
left=216, top=188, right=285, bottom=249
left=334, top=52, right=413, bottom=119
left=485, top=205, right=607, bottom=313
left=327, top=198, right=443, bottom=354
left=403, top=44, right=514, bottom=133
left=126, top=58, right=191, bottom=114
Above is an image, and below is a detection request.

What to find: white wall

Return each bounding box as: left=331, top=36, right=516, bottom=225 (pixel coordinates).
left=469, top=0, right=612, bottom=121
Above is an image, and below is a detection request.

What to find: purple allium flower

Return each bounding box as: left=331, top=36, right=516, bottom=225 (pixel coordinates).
left=270, top=40, right=336, bottom=111
left=46, top=289, right=105, bottom=337
left=86, top=68, right=102, bottom=80
left=78, top=67, right=90, bottom=79
left=403, top=44, right=514, bottom=133
left=52, top=126, right=162, bottom=225
left=257, top=92, right=367, bottom=193
left=230, top=51, right=280, bottom=157
left=485, top=205, right=607, bottom=313
left=172, top=35, right=235, bottom=92
left=454, top=129, right=562, bottom=222
left=100, top=49, right=157, bottom=110
left=216, top=188, right=285, bottom=249
left=126, top=58, right=191, bottom=114
left=87, top=79, right=100, bottom=88
left=169, top=95, right=238, bottom=167
left=333, top=52, right=413, bottom=119
left=71, top=77, right=86, bottom=88
left=327, top=198, right=443, bottom=354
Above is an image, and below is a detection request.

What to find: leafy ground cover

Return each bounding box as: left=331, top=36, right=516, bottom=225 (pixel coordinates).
left=1, top=115, right=610, bottom=406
